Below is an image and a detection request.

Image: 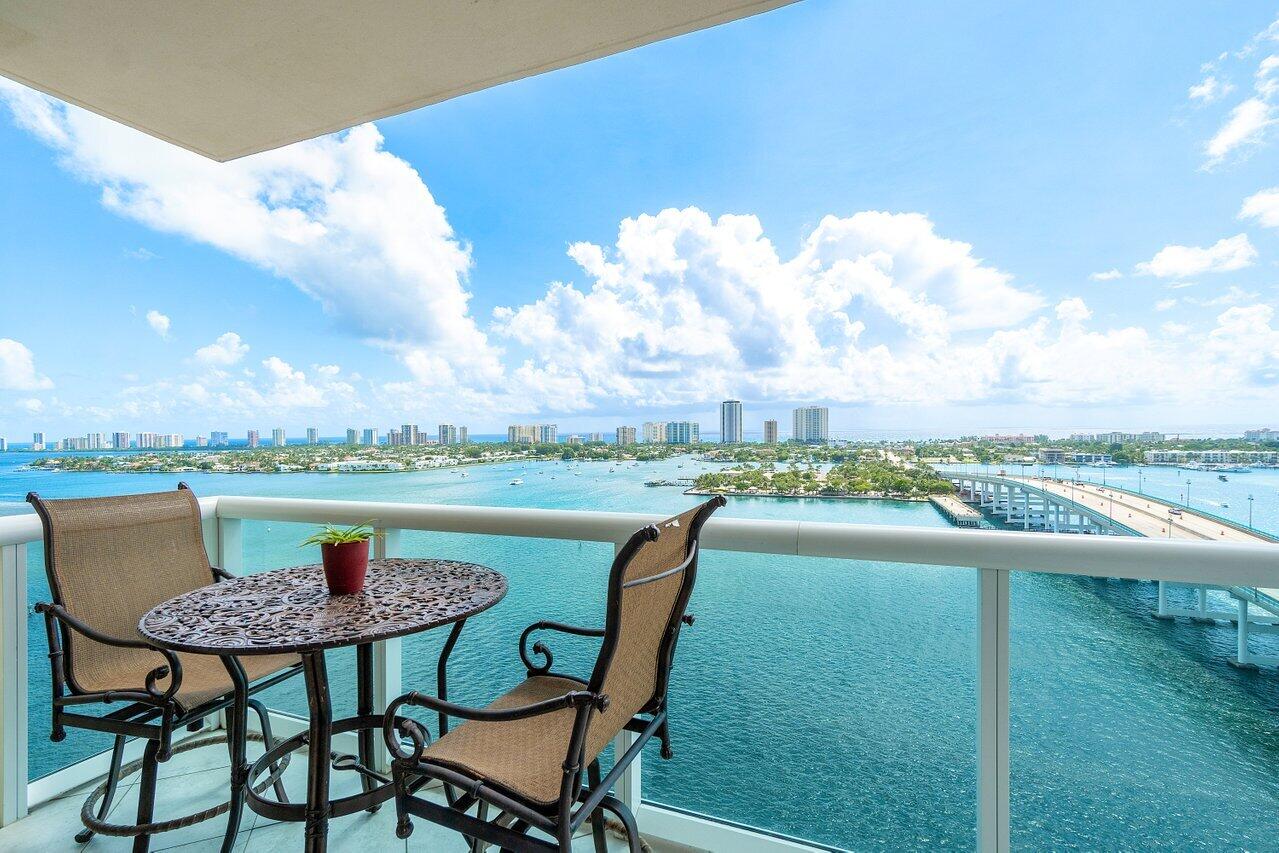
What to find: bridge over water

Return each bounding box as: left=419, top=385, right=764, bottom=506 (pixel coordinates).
left=950, top=472, right=1279, bottom=668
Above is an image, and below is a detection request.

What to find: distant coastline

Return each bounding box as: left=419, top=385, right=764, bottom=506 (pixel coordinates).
left=684, top=487, right=928, bottom=502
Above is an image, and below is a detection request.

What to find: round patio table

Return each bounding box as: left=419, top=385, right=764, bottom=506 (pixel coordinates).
left=139, top=557, right=507, bottom=853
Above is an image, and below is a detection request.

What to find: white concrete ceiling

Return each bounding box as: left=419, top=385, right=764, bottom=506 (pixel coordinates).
left=0, top=1, right=795, bottom=161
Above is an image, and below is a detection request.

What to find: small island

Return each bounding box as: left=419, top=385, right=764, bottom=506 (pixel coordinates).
left=690, top=458, right=954, bottom=500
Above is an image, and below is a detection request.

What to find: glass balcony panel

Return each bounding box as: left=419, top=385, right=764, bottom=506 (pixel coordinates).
left=382, top=528, right=980, bottom=850
left=1010, top=571, right=1279, bottom=848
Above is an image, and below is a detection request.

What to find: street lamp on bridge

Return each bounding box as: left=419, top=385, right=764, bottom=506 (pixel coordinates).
left=1248, top=494, right=1255, bottom=529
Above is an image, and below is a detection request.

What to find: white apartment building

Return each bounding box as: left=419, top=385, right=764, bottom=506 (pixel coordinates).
left=272, top=428, right=286, bottom=447
left=507, top=424, right=557, bottom=444
left=1144, top=449, right=1279, bottom=465
left=616, top=426, right=637, bottom=446
left=362, top=428, right=379, bottom=446
left=210, top=431, right=229, bottom=447
left=641, top=422, right=667, bottom=444
left=792, top=406, right=829, bottom=444
left=1244, top=428, right=1278, bottom=442
left=247, top=430, right=260, bottom=448
left=438, top=424, right=459, bottom=445
left=401, top=424, right=420, bottom=445
left=112, top=432, right=131, bottom=450
left=719, top=400, right=743, bottom=443
left=763, top=419, right=778, bottom=444
left=346, top=428, right=359, bottom=445
left=307, top=427, right=319, bottom=444
left=665, top=421, right=699, bottom=444
left=32, top=432, right=45, bottom=451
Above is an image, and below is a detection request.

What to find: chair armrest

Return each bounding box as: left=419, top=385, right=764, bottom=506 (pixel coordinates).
left=519, top=621, right=605, bottom=674
left=211, top=566, right=236, bottom=582
left=33, top=602, right=184, bottom=703
left=382, top=688, right=608, bottom=764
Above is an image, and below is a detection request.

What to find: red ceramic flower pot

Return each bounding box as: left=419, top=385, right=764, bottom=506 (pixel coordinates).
left=320, top=539, right=369, bottom=595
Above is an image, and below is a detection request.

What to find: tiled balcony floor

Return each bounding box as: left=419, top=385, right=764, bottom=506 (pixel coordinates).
left=2, top=738, right=696, bottom=852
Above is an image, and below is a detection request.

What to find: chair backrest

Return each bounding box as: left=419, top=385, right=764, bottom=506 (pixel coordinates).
left=27, top=485, right=214, bottom=695
left=579, top=495, right=725, bottom=760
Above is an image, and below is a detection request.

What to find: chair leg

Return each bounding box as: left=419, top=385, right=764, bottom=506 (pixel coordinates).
left=132, top=739, right=162, bottom=853
left=598, top=795, right=641, bottom=853
left=248, top=698, right=290, bottom=804
left=587, top=761, right=608, bottom=853
left=392, top=765, right=414, bottom=840
left=76, top=734, right=127, bottom=842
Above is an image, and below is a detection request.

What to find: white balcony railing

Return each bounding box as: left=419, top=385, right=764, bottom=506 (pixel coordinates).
left=2, top=495, right=1278, bottom=852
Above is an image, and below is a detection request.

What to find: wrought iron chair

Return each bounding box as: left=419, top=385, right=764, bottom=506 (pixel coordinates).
left=383, top=495, right=726, bottom=852
left=27, top=484, right=302, bottom=852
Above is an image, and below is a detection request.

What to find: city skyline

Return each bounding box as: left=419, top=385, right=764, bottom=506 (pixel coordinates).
left=4, top=3, right=1279, bottom=436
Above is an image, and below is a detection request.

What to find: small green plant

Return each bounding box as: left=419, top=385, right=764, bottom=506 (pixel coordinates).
left=300, top=521, right=378, bottom=547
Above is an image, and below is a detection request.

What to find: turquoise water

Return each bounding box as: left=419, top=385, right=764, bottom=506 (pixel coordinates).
left=5, top=454, right=1279, bottom=850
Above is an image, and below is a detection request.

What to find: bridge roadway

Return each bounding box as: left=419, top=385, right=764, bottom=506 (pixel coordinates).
left=1016, top=476, right=1262, bottom=543
left=950, top=471, right=1279, bottom=667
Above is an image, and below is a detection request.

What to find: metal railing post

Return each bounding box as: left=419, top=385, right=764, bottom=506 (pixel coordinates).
left=372, top=529, right=403, bottom=772
left=0, top=543, right=29, bottom=826
left=977, top=567, right=1009, bottom=853
left=217, top=516, right=244, bottom=576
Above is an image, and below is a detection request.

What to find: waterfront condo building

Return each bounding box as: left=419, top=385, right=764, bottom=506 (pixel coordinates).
left=272, top=428, right=286, bottom=447
left=616, top=426, right=637, bottom=446
left=210, top=431, right=229, bottom=447
left=641, top=422, right=667, bottom=444
left=719, top=400, right=743, bottom=443
left=32, top=432, right=45, bottom=451
left=1244, top=427, right=1278, bottom=442
left=247, top=430, right=260, bottom=448
left=195, top=435, right=208, bottom=447
left=346, top=428, right=359, bottom=445
left=507, top=424, right=557, bottom=444
left=438, top=424, right=458, bottom=445
left=763, top=419, right=778, bottom=444
left=111, top=432, right=130, bottom=450
left=362, top=428, right=379, bottom=446
left=307, top=427, right=319, bottom=445
left=0, top=438, right=6, bottom=452
left=665, top=421, right=700, bottom=444
left=792, top=406, right=829, bottom=444
left=459, top=426, right=468, bottom=444
left=401, top=423, right=420, bottom=445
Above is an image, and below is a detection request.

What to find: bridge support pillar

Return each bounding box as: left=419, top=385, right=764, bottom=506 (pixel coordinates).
left=1229, top=596, right=1259, bottom=670
left=1153, top=581, right=1173, bottom=620
left=1190, top=586, right=1215, bottom=623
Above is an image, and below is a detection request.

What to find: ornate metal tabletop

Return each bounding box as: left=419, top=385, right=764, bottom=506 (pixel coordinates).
left=138, top=558, right=507, bottom=655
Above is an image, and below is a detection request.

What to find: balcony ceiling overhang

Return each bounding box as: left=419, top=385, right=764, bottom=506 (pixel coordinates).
left=0, top=0, right=794, bottom=162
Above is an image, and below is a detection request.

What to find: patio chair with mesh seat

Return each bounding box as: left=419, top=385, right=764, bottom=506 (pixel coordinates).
left=383, top=495, right=726, bottom=852
left=27, top=484, right=302, bottom=852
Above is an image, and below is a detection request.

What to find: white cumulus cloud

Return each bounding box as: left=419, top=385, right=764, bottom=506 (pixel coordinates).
left=145, top=309, right=171, bottom=339
left=194, top=332, right=249, bottom=366
left=0, top=339, right=53, bottom=390
left=1189, top=75, right=1234, bottom=103
left=1134, top=234, right=1256, bottom=278
left=492, top=207, right=1048, bottom=410
left=0, top=79, right=503, bottom=392
left=1239, top=186, right=1279, bottom=227
left=1089, top=269, right=1123, bottom=281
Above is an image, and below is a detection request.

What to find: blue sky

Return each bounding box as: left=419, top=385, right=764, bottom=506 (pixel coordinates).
left=4, top=1, right=1279, bottom=440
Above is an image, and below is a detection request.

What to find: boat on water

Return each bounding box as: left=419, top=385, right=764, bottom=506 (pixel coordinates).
left=509, top=478, right=523, bottom=485
left=1219, top=474, right=1229, bottom=482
